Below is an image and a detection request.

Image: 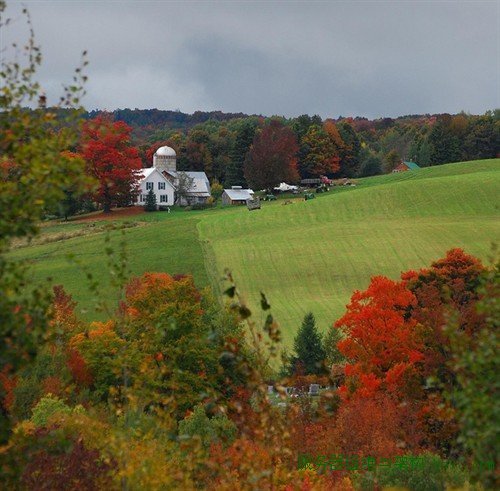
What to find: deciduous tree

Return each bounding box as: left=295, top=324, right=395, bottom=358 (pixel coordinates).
left=243, top=120, right=299, bottom=191
left=81, top=114, right=142, bottom=212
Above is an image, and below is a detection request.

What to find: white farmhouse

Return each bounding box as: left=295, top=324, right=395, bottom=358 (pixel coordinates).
left=136, top=167, right=175, bottom=206
left=136, top=146, right=211, bottom=207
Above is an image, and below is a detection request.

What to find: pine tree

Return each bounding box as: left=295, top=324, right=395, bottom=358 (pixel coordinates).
left=290, top=313, right=326, bottom=375
left=225, top=119, right=258, bottom=187
left=144, top=189, right=157, bottom=211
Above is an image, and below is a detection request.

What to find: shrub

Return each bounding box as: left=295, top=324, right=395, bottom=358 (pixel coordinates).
left=31, top=395, right=72, bottom=427
left=190, top=202, right=209, bottom=210
left=178, top=403, right=237, bottom=450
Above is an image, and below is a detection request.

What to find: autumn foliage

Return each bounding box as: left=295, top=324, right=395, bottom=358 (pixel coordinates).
left=81, top=114, right=142, bottom=212
left=244, top=119, right=300, bottom=191
left=1, top=249, right=493, bottom=489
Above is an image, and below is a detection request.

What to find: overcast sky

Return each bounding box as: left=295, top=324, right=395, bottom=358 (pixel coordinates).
left=2, top=0, right=499, bottom=118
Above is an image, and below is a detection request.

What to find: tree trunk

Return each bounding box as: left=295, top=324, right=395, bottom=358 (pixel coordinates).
left=103, top=187, right=112, bottom=213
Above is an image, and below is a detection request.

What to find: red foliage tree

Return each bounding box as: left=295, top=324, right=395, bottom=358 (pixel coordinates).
left=329, top=392, right=421, bottom=456
left=335, top=276, right=424, bottom=399
left=244, top=120, right=299, bottom=191
left=402, top=248, right=486, bottom=336
left=66, top=348, right=93, bottom=387
left=81, top=114, right=142, bottom=212
left=21, top=431, right=114, bottom=491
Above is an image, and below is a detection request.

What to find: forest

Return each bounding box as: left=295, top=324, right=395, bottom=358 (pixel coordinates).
left=90, top=108, right=500, bottom=186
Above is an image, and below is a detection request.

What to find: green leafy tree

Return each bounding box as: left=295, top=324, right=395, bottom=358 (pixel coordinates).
left=337, top=121, right=361, bottom=177
left=31, top=395, right=73, bottom=427
left=144, top=188, right=157, bottom=211
left=210, top=179, right=224, bottom=200
left=323, top=325, right=345, bottom=367
left=445, top=266, right=499, bottom=488
left=358, top=154, right=382, bottom=177
left=462, top=115, right=500, bottom=161
left=290, top=313, right=326, bottom=375
left=383, top=149, right=401, bottom=173
left=178, top=403, right=237, bottom=450
left=175, top=171, right=195, bottom=206
left=0, top=1, right=88, bottom=440
left=429, top=116, right=461, bottom=165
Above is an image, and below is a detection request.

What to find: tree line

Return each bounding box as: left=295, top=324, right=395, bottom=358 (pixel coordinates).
left=104, top=108, right=499, bottom=187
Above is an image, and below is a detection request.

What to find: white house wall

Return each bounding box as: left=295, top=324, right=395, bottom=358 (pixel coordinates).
left=136, top=171, right=175, bottom=206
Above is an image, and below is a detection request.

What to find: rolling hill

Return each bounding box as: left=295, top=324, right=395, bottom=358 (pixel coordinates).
left=8, top=159, right=500, bottom=346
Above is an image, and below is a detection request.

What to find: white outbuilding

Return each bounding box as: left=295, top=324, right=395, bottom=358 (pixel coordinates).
left=221, top=186, right=255, bottom=205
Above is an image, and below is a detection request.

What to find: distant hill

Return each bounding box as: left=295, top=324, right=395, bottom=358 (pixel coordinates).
left=85, top=108, right=257, bottom=129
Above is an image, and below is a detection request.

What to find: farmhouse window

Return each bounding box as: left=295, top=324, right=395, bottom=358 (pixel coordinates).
left=146, top=182, right=153, bottom=190
left=158, top=182, right=166, bottom=190
left=160, top=195, right=168, bottom=203
left=139, top=194, right=143, bottom=202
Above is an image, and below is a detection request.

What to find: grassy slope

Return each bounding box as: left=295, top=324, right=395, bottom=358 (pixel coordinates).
left=8, top=212, right=210, bottom=318
left=198, top=159, right=500, bottom=345
left=8, top=159, right=500, bottom=345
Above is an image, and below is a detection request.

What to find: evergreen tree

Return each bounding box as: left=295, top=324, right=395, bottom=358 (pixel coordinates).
left=290, top=313, right=326, bottom=375
left=144, top=188, right=157, bottom=211
left=225, top=119, right=259, bottom=187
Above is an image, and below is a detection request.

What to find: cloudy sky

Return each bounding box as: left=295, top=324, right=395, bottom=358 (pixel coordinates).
left=2, top=0, right=499, bottom=118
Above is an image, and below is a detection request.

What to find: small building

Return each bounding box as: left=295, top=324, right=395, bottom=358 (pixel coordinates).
left=222, top=186, right=255, bottom=205
left=136, top=167, right=175, bottom=207
left=392, top=161, right=421, bottom=173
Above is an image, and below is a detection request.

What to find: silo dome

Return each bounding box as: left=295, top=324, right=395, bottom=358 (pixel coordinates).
left=155, top=146, right=176, bottom=157
left=153, top=145, right=177, bottom=172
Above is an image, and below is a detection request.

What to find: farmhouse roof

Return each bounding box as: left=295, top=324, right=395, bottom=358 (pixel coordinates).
left=137, top=167, right=156, bottom=179
left=224, top=188, right=254, bottom=201
left=137, top=167, right=173, bottom=185
left=403, top=161, right=420, bottom=170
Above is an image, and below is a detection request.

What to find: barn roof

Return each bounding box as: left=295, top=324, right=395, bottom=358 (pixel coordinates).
left=403, top=161, right=420, bottom=170
left=166, top=170, right=210, bottom=185
left=188, top=178, right=211, bottom=197
left=223, top=188, right=254, bottom=200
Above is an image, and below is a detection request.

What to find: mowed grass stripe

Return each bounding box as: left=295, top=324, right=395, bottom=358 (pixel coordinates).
left=199, top=160, right=499, bottom=345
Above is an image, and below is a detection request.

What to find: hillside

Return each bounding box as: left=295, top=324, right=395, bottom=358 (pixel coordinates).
left=8, top=159, right=500, bottom=345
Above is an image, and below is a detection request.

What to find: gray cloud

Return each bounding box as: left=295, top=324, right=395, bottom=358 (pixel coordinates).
left=2, top=0, right=498, bottom=118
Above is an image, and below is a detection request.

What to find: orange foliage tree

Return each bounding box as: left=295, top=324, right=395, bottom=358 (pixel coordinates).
left=334, top=276, right=425, bottom=399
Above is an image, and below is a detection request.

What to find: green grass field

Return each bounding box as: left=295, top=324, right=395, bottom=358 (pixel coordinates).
left=8, top=159, right=500, bottom=345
